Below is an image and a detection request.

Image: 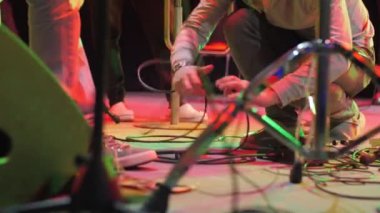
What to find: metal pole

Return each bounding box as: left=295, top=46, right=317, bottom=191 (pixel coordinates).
left=319, top=0, right=331, bottom=40
left=164, top=0, right=173, bottom=50
left=170, top=0, right=183, bottom=124
left=314, top=0, right=331, bottom=157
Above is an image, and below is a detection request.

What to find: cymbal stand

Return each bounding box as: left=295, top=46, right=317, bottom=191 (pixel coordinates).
left=140, top=1, right=380, bottom=212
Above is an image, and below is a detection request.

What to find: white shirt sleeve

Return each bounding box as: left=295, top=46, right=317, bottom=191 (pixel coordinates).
left=271, top=0, right=356, bottom=106
left=170, top=0, right=232, bottom=70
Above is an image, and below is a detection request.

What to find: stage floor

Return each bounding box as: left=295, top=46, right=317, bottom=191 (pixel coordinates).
left=104, top=92, right=380, bottom=213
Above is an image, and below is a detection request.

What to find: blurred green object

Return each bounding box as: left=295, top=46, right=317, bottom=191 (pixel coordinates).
left=0, top=26, right=90, bottom=207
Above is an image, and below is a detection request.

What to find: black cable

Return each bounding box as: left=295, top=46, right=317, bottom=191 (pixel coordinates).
left=202, top=72, right=261, bottom=212
left=127, top=97, right=207, bottom=142
left=136, top=57, right=210, bottom=142
left=137, top=55, right=263, bottom=212
left=231, top=164, right=278, bottom=212
left=263, top=159, right=380, bottom=202
left=194, top=167, right=279, bottom=213
left=156, top=152, right=259, bottom=165
left=302, top=155, right=380, bottom=200
left=137, top=58, right=174, bottom=93
left=313, top=179, right=380, bottom=200
left=112, top=135, right=198, bottom=143
left=233, top=113, right=253, bottom=151
left=329, top=168, right=374, bottom=181
left=137, top=56, right=249, bottom=149
left=304, top=155, right=368, bottom=175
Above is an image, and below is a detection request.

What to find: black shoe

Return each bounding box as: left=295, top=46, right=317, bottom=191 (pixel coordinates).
left=239, top=129, right=299, bottom=164
left=244, top=105, right=300, bottom=163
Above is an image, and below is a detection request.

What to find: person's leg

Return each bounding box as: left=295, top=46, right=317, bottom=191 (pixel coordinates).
left=107, top=0, right=125, bottom=106
left=223, top=9, right=306, bottom=159
left=328, top=86, right=364, bottom=141
left=26, top=0, right=95, bottom=114
left=224, top=9, right=303, bottom=79
left=296, top=45, right=375, bottom=146
left=224, top=8, right=305, bottom=123
left=106, top=0, right=134, bottom=121
left=291, top=83, right=365, bottom=154
left=224, top=9, right=372, bottom=157
left=328, top=46, right=376, bottom=142
left=129, top=0, right=173, bottom=97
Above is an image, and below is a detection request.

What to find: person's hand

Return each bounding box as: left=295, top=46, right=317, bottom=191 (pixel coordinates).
left=215, top=75, right=281, bottom=107
left=215, top=75, right=249, bottom=99
left=172, top=64, right=214, bottom=96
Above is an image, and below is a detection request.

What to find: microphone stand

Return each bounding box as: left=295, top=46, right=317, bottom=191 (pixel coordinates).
left=2, top=0, right=129, bottom=212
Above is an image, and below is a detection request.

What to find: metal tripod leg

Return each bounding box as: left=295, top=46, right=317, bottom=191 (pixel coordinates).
left=141, top=0, right=380, bottom=211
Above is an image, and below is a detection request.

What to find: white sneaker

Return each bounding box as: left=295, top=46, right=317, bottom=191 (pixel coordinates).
left=176, top=103, right=208, bottom=123
left=299, top=108, right=366, bottom=149
left=329, top=112, right=366, bottom=149
left=109, top=102, right=135, bottom=122
left=330, top=112, right=366, bottom=140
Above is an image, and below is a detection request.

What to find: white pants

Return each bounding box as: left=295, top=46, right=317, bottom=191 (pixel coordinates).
left=26, top=0, right=95, bottom=114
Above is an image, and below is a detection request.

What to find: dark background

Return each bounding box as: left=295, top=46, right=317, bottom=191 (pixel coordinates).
left=1, top=0, right=379, bottom=97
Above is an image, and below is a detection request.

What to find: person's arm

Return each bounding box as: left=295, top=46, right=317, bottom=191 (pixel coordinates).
left=170, top=0, right=232, bottom=95
left=269, top=0, right=353, bottom=107
left=171, top=0, right=231, bottom=68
